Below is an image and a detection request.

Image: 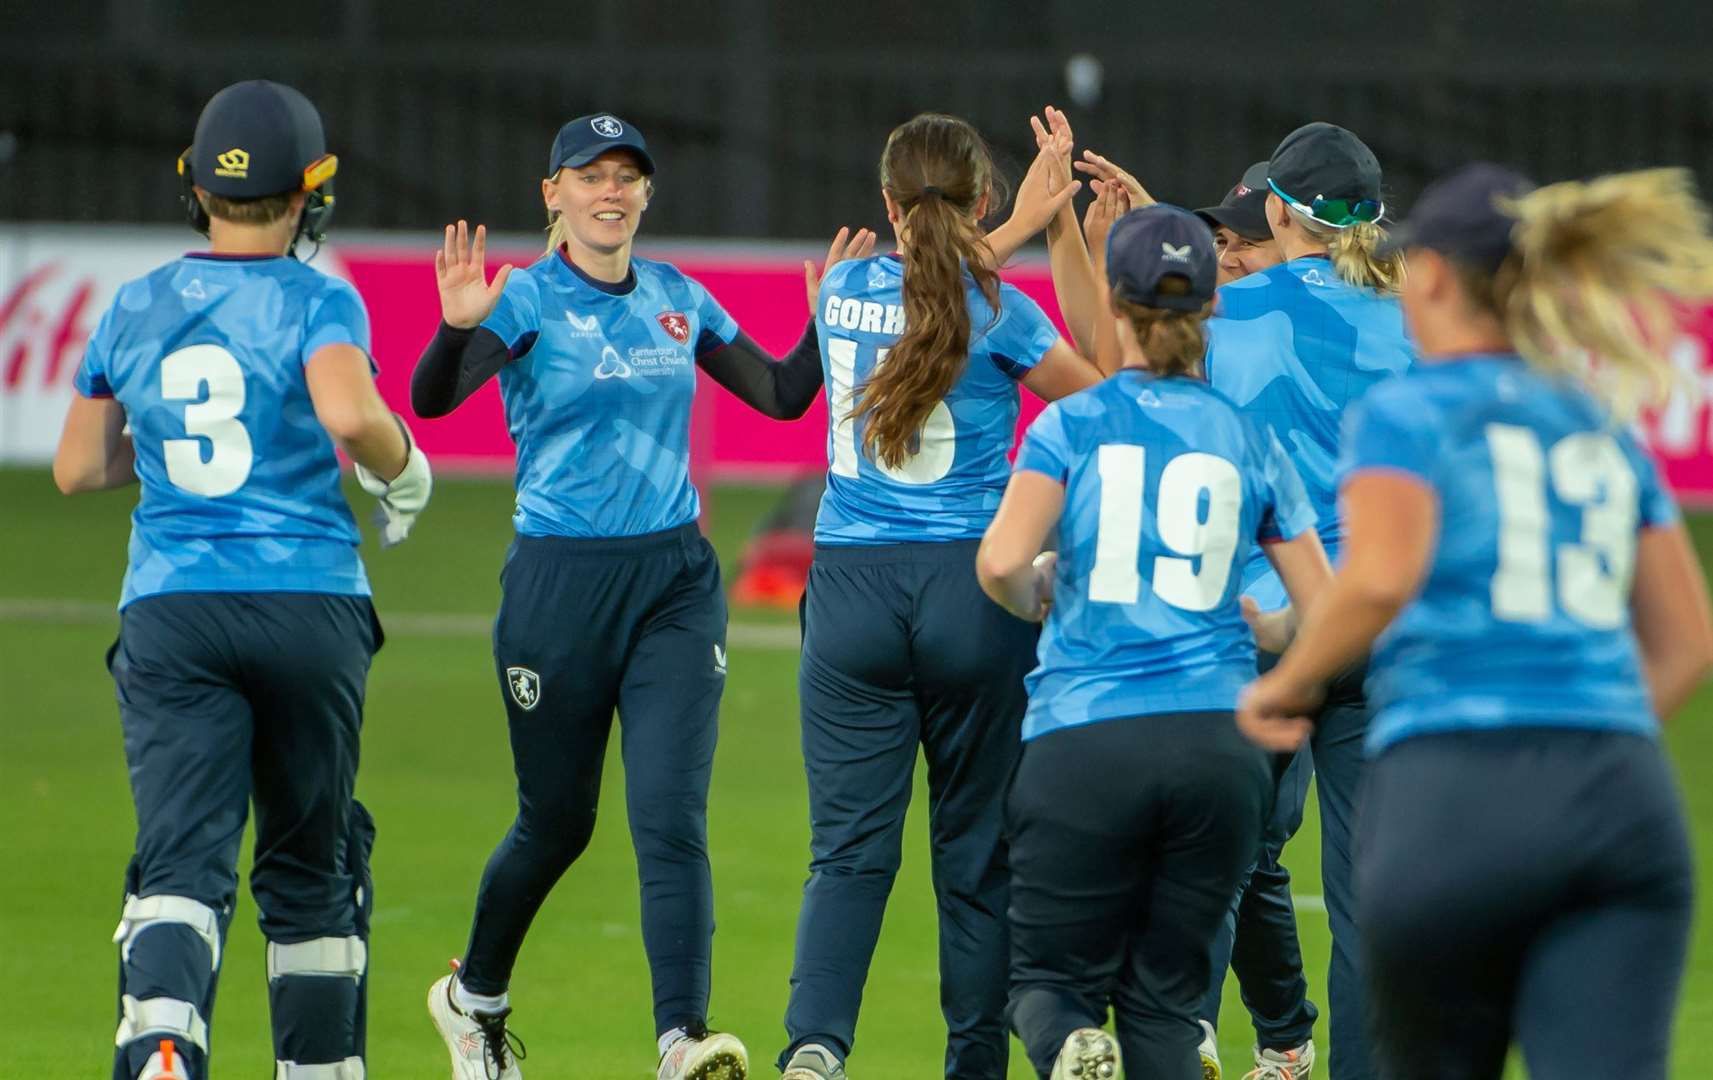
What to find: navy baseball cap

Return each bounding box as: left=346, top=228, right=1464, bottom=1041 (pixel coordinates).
left=1377, top=162, right=1536, bottom=271
left=1106, top=204, right=1217, bottom=311
left=1267, top=122, right=1383, bottom=226
left=181, top=80, right=333, bottom=198
left=1196, top=161, right=1272, bottom=242
left=548, top=113, right=655, bottom=177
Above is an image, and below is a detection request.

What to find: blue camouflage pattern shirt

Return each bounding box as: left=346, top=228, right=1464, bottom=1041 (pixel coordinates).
left=73, top=253, right=371, bottom=609
left=481, top=251, right=739, bottom=538
left=813, top=255, right=1061, bottom=544
left=1015, top=369, right=1316, bottom=740
left=1342, top=354, right=1675, bottom=754
left=1206, top=256, right=1414, bottom=608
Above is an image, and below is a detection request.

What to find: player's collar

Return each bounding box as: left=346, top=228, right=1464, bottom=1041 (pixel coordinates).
left=555, top=246, right=637, bottom=296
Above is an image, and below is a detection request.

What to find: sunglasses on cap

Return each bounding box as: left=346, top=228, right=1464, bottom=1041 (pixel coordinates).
left=1266, top=178, right=1383, bottom=228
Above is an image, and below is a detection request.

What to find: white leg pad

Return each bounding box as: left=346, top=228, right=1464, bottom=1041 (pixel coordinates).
left=115, top=994, right=209, bottom=1053
left=113, top=893, right=222, bottom=972
left=275, top=1058, right=365, bottom=1079
left=267, top=936, right=367, bottom=981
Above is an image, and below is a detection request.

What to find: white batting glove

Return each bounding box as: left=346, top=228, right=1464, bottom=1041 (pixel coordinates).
left=354, top=418, right=432, bottom=547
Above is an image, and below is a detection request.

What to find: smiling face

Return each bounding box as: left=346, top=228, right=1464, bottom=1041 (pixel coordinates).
left=542, top=149, right=651, bottom=257
left=1212, top=225, right=1282, bottom=285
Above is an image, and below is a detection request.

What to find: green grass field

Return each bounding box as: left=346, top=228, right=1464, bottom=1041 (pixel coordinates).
left=4, top=468, right=1710, bottom=1078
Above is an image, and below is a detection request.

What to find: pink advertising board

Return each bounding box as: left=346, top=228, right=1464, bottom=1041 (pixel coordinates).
left=340, top=243, right=1062, bottom=478
left=6, top=227, right=1713, bottom=503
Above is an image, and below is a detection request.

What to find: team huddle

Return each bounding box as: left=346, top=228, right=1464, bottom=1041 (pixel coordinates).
left=53, top=77, right=1713, bottom=1080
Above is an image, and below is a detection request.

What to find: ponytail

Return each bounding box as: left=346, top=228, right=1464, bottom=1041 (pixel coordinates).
left=855, top=114, right=1006, bottom=470
left=1112, top=293, right=1212, bottom=377
left=1300, top=218, right=1406, bottom=294
left=545, top=209, right=567, bottom=255
left=1487, top=168, right=1713, bottom=415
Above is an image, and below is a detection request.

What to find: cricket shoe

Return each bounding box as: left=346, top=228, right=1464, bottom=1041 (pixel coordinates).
left=657, top=1025, right=748, bottom=1080
left=1198, top=1019, right=1222, bottom=1079
left=1050, top=1027, right=1122, bottom=1080
left=427, top=961, right=526, bottom=1080
left=781, top=1042, right=846, bottom=1079
left=137, top=1040, right=188, bottom=1080
left=1243, top=1039, right=1315, bottom=1080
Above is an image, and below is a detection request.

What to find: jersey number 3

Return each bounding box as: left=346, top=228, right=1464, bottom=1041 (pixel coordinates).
left=1091, top=444, right=1242, bottom=611
left=1487, top=423, right=1636, bottom=629
left=162, top=344, right=254, bottom=497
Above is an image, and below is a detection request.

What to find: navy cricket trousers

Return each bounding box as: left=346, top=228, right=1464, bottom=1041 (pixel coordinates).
left=459, top=525, right=728, bottom=1036
left=1007, top=712, right=1272, bottom=1080
left=109, top=592, right=379, bottom=1078
left=1358, top=729, right=1693, bottom=1080
left=782, top=539, right=1039, bottom=1078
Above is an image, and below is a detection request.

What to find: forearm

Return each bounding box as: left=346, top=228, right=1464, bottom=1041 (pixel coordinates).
left=338, top=411, right=410, bottom=482
left=1270, top=575, right=1401, bottom=691
left=1046, top=212, right=1100, bottom=356
left=1643, top=650, right=1713, bottom=720
left=411, top=322, right=510, bottom=418
left=1090, top=265, right=1122, bottom=376
left=696, top=322, right=823, bottom=420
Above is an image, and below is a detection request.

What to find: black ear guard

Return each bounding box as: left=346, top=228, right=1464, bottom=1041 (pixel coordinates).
left=177, top=149, right=211, bottom=236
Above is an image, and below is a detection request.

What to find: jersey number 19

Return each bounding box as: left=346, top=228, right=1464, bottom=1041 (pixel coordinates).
left=1090, top=444, right=1242, bottom=611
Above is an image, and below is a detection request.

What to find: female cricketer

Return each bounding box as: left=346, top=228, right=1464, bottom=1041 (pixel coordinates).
left=775, top=112, right=1108, bottom=1080
left=978, top=203, right=1331, bottom=1080
left=56, top=80, right=429, bottom=1080
left=411, top=112, right=871, bottom=1080
left=1239, top=162, right=1713, bottom=1080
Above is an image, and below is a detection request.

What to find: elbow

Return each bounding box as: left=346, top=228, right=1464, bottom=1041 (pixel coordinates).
left=317, top=401, right=378, bottom=447
left=410, top=383, right=450, bottom=420
left=51, top=461, right=84, bottom=495
left=975, top=545, right=1022, bottom=596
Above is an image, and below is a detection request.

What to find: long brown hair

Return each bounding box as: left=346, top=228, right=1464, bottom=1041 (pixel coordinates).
left=1112, top=291, right=1213, bottom=377
left=853, top=113, right=1007, bottom=470
left=1456, top=168, right=1713, bottom=416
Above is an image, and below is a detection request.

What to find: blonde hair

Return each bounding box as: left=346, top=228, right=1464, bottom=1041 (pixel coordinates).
left=1460, top=168, right=1713, bottom=416
left=1298, top=217, right=1406, bottom=294
left=854, top=113, right=1006, bottom=470
left=1112, top=291, right=1213, bottom=377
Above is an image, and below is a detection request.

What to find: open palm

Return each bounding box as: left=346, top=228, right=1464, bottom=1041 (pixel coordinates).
left=436, top=220, right=513, bottom=329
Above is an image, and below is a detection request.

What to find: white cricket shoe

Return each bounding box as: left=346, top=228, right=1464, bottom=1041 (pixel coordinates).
left=781, top=1042, right=846, bottom=1079
left=427, top=964, right=525, bottom=1080
left=1050, top=1027, right=1122, bottom=1080
left=137, top=1039, right=188, bottom=1080
left=1244, top=1039, right=1316, bottom=1080
left=1199, top=1019, right=1222, bottom=1079
left=658, top=1027, right=748, bottom=1080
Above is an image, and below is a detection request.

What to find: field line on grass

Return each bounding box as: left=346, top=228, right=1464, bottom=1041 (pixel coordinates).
left=0, top=598, right=803, bottom=650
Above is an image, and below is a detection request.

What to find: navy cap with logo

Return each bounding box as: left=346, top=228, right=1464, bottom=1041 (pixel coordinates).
left=1377, top=162, right=1536, bottom=271
left=1106, top=204, right=1218, bottom=312
left=1196, top=161, right=1272, bottom=242
left=182, top=80, right=332, bottom=198
left=1267, top=122, right=1383, bottom=227
left=548, top=113, right=656, bottom=177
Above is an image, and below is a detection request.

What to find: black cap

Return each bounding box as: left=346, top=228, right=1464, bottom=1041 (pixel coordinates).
left=547, top=113, right=655, bottom=177
left=1195, top=161, right=1272, bottom=242
left=183, top=81, right=331, bottom=198
left=1378, top=162, right=1536, bottom=271
left=1106, top=204, right=1217, bottom=311
left=1267, top=122, right=1382, bottom=221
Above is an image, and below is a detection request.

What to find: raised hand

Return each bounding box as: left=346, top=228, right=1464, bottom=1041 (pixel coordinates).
left=1074, top=151, right=1154, bottom=210
left=1008, top=145, right=1084, bottom=239
left=435, top=220, right=514, bottom=330
left=1083, top=178, right=1131, bottom=270
left=804, top=226, right=877, bottom=314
